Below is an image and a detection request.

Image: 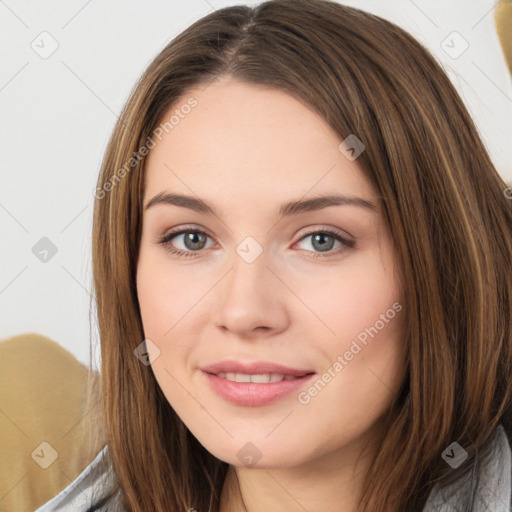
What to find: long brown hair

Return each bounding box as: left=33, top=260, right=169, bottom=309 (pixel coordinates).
left=89, top=0, right=512, bottom=510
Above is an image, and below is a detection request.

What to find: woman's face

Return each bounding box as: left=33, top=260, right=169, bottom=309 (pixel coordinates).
left=136, top=76, right=406, bottom=470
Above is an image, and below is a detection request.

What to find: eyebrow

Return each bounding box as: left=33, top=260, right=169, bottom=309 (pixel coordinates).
left=144, top=192, right=377, bottom=217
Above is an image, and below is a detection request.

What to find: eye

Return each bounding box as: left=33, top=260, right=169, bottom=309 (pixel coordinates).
left=157, top=226, right=355, bottom=259
left=158, top=227, right=215, bottom=258
left=294, top=228, right=355, bottom=258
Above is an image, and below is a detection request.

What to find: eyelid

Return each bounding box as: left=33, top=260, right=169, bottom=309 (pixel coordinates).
left=294, top=225, right=354, bottom=243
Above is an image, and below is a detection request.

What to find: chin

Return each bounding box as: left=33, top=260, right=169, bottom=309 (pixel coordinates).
left=193, top=434, right=307, bottom=469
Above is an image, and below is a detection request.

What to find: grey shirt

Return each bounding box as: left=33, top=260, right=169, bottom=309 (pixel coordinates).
left=34, top=424, right=512, bottom=512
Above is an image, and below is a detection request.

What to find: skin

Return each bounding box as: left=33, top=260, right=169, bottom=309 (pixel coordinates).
left=136, top=76, right=407, bottom=512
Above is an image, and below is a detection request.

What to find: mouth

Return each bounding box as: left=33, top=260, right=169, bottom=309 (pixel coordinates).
left=201, top=360, right=314, bottom=378
left=212, top=372, right=309, bottom=383
left=200, top=360, right=316, bottom=407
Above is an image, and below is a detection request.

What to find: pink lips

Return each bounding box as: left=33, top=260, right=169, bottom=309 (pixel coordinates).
left=201, top=360, right=316, bottom=407
left=201, top=360, right=314, bottom=377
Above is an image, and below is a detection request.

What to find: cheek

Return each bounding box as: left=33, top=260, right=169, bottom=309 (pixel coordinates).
left=296, top=304, right=405, bottom=453
left=136, top=256, right=192, bottom=408
left=136, top=251, right=203, bottom=339
left=292, top=250, right=405, bottom=415
left=136, top=250, right=209, bottom=398
left=289, top=251, right=401, bottom=345
left=137, top=263, right=167, bottom=339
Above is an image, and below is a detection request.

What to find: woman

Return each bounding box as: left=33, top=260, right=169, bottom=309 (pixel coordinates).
left=35, top=0, right=512, bottom=510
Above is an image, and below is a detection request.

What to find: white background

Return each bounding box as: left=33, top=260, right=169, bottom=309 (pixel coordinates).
left=1, top=0, right=511, bottom=367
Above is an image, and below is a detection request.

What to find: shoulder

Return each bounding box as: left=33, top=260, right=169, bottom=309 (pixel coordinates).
left=34, top=444, right=122, bottom=512
left=423, top=423, right=512, bottom=511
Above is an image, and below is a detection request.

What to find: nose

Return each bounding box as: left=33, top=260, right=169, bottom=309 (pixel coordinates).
left=213, top=246, right=289, bottom=338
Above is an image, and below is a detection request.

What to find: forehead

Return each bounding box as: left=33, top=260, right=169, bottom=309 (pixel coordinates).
left=143, top=77, right=375, bottom=207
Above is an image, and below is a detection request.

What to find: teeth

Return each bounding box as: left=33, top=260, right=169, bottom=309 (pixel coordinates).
left=215, top=372, right=299, bottom=383
left=228, top=372, right=251, bottom=382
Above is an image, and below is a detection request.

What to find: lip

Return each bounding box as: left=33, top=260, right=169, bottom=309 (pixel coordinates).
left=201, top=360, right=316, bottom=407
left=201, top=360, right=314, bottom=377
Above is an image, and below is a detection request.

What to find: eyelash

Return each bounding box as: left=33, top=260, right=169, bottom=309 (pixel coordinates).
left=157, top=225, right=355, bottom=259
